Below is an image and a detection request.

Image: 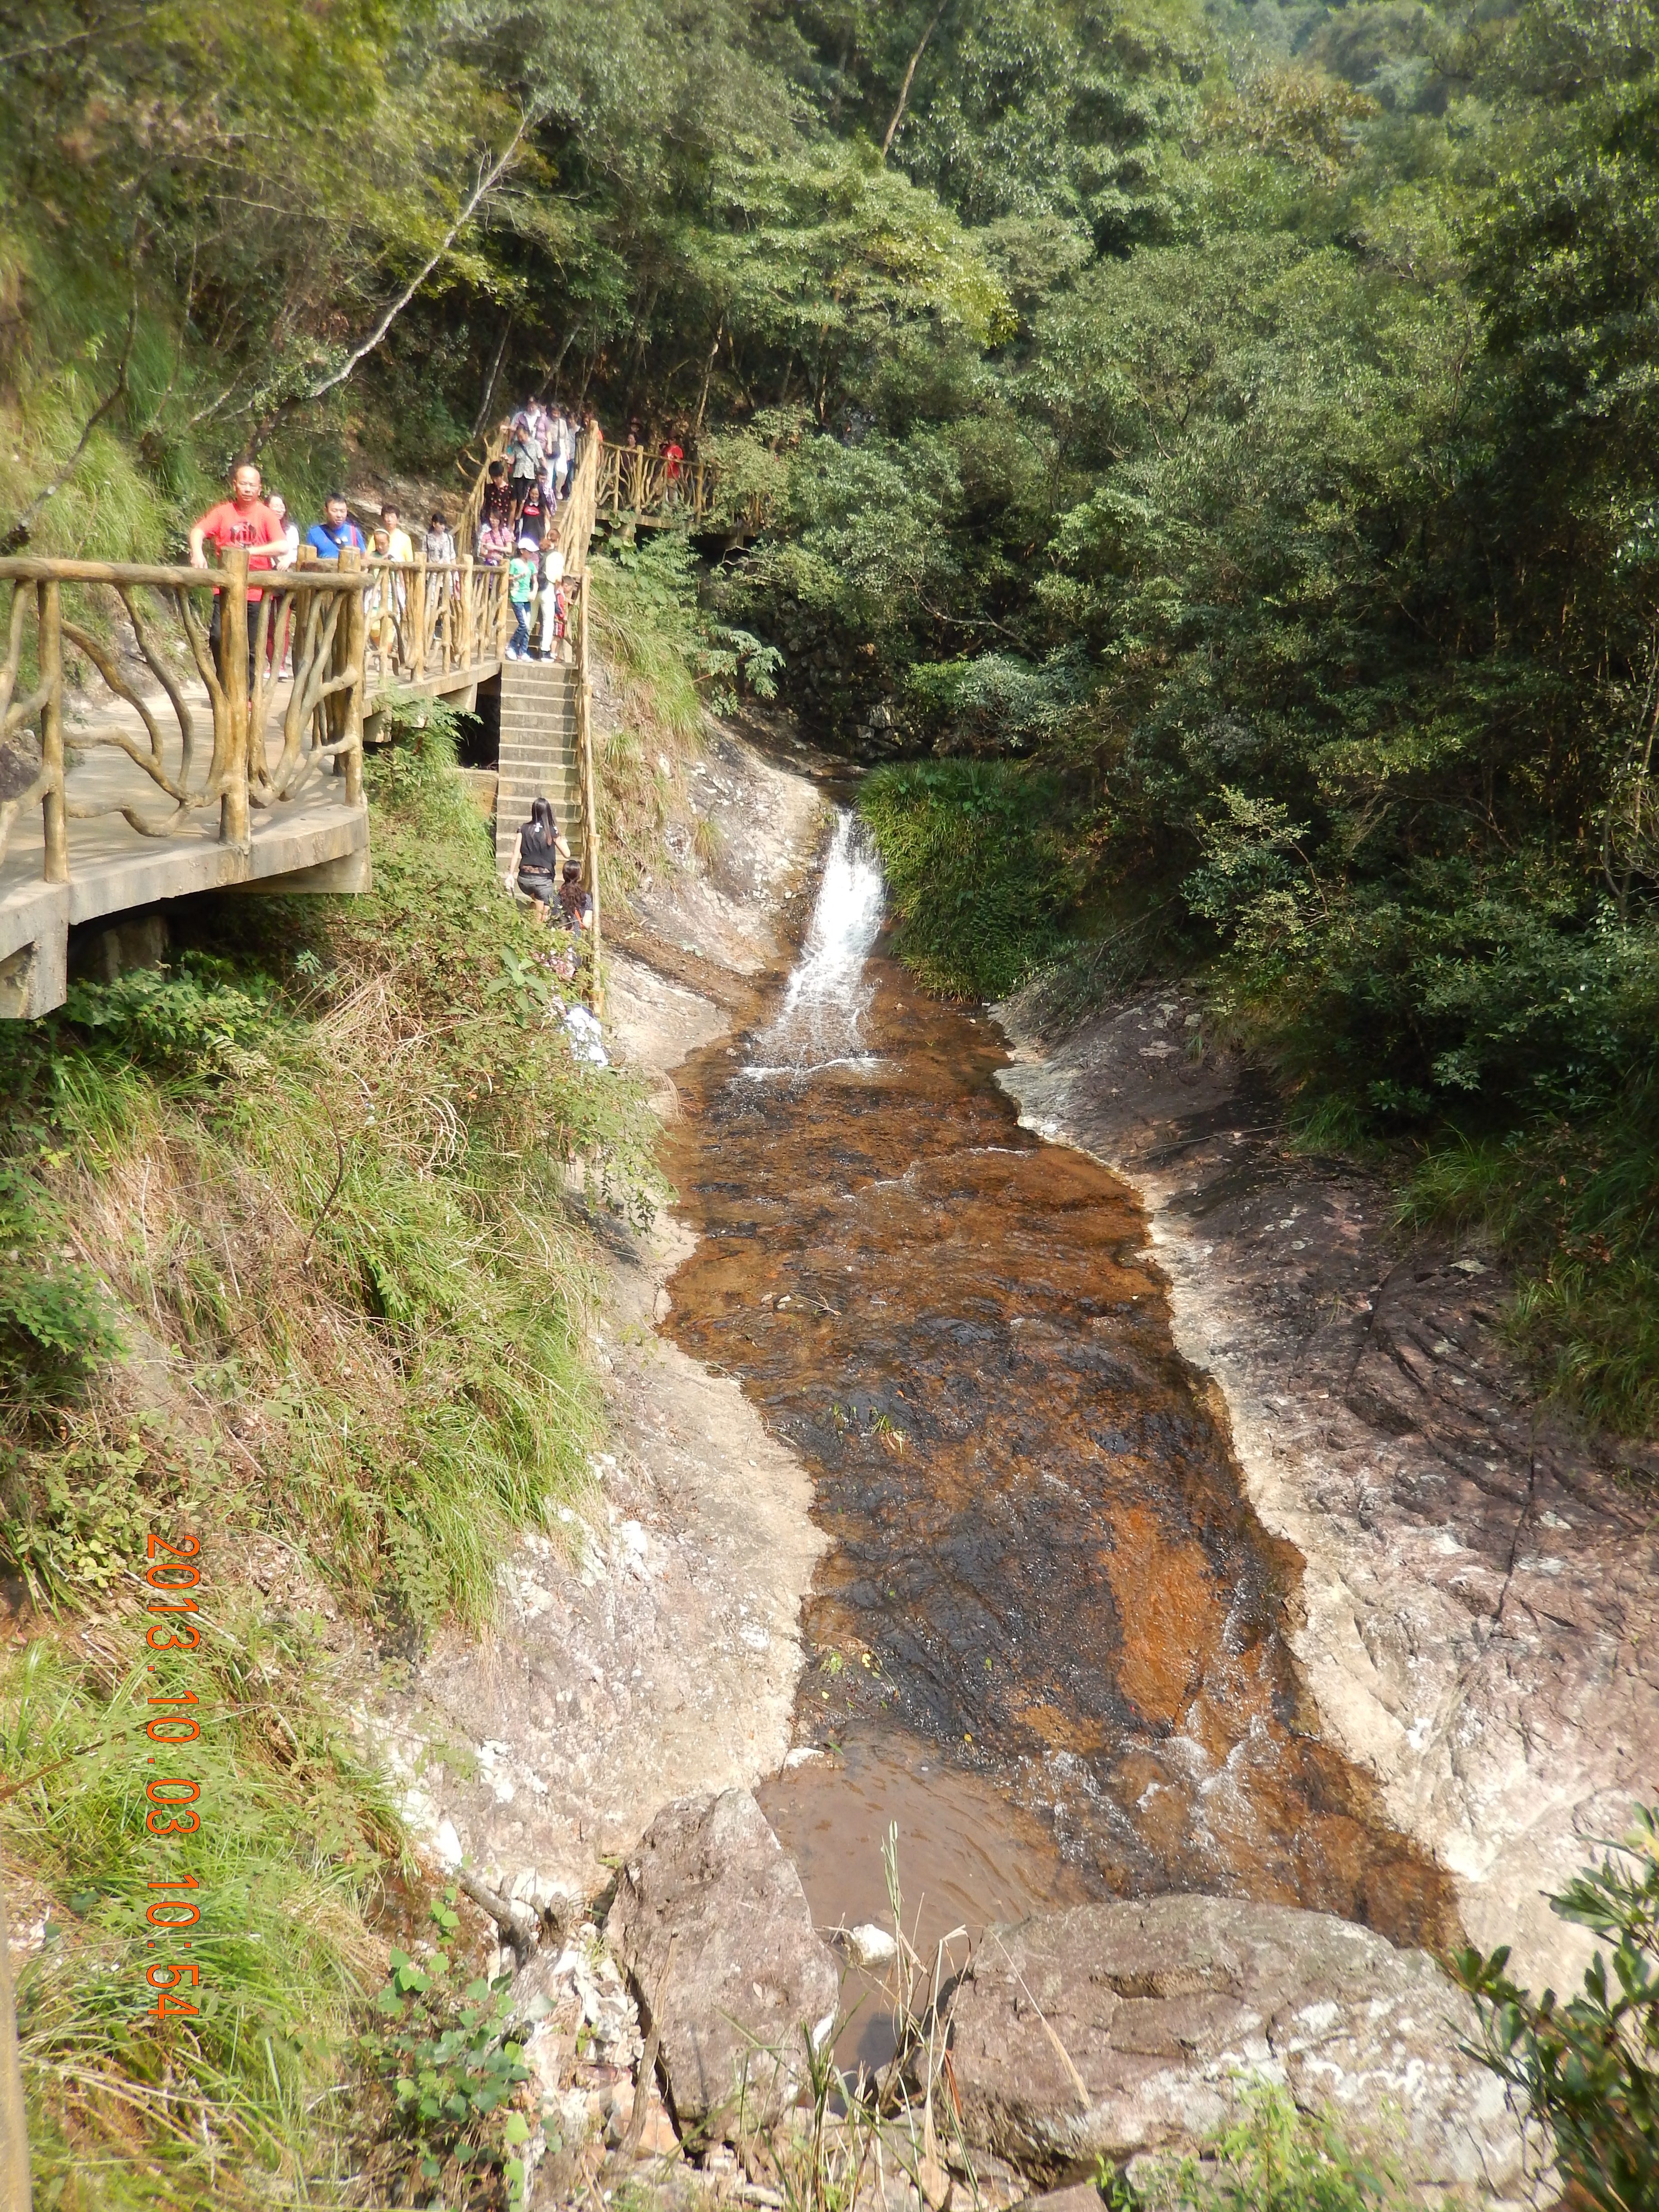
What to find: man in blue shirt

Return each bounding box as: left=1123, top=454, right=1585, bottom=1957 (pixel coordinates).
left=304, top=493, right=365, bottom=560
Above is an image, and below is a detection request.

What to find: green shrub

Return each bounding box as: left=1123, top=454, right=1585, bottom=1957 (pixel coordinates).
left=0, top=1160, right=120, bottom=1407
left=362, top=1889, right=533, bottom=2210
left=859, top=759, right=1076, bottom=999
left=1456, top=1804, right=1659, bottom=2212
left=1110, top=2083, right=1421, bottom=2210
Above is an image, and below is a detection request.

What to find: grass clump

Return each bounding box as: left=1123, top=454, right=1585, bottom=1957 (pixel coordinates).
left=5, top=1627, right=403, bottom=2209
left=858, top=759, right=1076, bottom=1000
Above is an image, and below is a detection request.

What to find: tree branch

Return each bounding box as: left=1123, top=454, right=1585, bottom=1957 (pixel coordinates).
left=248, top=110, right=539, bottom=452
left=472, top=310, right=515, bottom=437
left=882, top=1, right=949, bottom=159
left=306, top=112, right=538, bottom=405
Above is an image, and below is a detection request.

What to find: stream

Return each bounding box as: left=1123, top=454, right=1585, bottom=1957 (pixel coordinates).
left=661, top=810, right=1456, bottom=1979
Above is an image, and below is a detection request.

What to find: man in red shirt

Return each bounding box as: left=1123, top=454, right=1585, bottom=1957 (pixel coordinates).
left=188, top=462, right=290, bottom=692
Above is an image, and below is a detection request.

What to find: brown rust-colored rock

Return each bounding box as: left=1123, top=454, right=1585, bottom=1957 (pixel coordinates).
left=947, top=1897, right=1528, bottom=2201
left=605, top=1789, right=840, bottom=2135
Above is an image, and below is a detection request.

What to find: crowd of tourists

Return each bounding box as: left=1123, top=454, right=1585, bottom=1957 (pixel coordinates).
left=186, top=456, right=574, bottom=672
left=187, top=459, right=605, bottom=1045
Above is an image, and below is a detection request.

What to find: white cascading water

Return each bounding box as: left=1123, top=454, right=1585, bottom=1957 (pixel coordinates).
left=746, top=808, right=886, bottom=1078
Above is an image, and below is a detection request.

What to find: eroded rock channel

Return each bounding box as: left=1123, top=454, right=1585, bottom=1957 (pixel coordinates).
left=660, top=814, right=1457, bottom=1955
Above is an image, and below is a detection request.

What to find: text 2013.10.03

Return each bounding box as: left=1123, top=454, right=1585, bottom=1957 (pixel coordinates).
left=142, top=1531, right=206, bottom=2019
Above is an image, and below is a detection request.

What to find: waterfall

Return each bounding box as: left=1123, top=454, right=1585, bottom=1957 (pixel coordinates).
left=747, top=808, right=886, bottom=1078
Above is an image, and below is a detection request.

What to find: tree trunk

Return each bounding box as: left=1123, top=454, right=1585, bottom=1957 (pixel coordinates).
left=882, top=1, right=949, bottom=159
left=693, top=325, right=724, bottom=439
left=472, top=314, right=514, bottom=438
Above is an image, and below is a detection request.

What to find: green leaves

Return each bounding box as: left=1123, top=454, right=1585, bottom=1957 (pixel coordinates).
left=860, top=759, right=1077, bottom=999
left=363, top=1894, right=534, bottom=2207
left=0, top=1161, right=120, bottom=1409
left=1456, top=1806, right=1659, bottom=2212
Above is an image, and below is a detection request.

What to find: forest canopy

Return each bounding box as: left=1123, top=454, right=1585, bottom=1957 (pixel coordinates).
left=4, top=0, right=1659, bottom=1429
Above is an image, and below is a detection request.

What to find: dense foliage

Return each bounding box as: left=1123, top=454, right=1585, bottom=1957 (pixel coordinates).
left=859, top=760, right=1076, bottom=998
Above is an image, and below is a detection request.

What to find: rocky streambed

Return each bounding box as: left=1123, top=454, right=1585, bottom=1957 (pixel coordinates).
left=361, top=721, right=1600, bottom=2207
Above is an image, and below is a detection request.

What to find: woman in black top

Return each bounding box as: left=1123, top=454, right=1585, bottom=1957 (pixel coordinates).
left=516, top=478, right=547, bottom=546
left=509, top=797, right=569, bottom=919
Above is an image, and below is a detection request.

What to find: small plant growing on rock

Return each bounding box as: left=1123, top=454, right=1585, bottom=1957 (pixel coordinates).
left=1105, top=2084, right=1418, bottom=2208
left=1455, top=1802, right=1659, bottom=2212
left=362, top=1885, right=534, bottom=2207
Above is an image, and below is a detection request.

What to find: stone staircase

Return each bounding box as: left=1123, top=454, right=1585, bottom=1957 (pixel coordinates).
left=494, top=658, right=584, bottom=876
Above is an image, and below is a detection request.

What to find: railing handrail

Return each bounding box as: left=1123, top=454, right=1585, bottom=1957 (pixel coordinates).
left=0, top=556, right=368, bottom=590
left=2, top=486, right=605, bottom=1021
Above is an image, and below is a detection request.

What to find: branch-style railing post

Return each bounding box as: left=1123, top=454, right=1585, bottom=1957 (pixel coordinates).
left=338, top=546, right=366, bottom=808
left=496, top=563, right=510, bottom=659
left=219, top=546, right=251, bottom=851
left=413, top=551, right=428, bottom=681
left=577, top=572, right=602, bottom=1014
left=459, top=556, right=475, bottom=664
left=38, top=578, right=66, bottom=883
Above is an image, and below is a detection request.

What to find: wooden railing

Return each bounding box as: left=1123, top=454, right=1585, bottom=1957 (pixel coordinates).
left=358, top=551, right=511, bottom=686
left=0, top=549, right=368, bottom=877
left=573, top=568, right=602, bottom=1004
left=558, top=435, right=601, bottom=576
left=596, top=444, right=717, bottom=527
left=0, top=466, right=605, bottom=1014
left=455, top=420, right=512, bottom=558
left=0, top=543, right=514, bottom=890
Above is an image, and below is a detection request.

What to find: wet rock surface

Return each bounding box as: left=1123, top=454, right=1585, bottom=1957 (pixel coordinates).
left=947, top=1896, right=1528, bottom=2201
left=605, top=1788, right=841, bottom=2132
left=998, top=992, right=1659, bottom=1993
left=359, top=725, right=827, bottom=1911
left=664, top=925, right=1455, bottom=1950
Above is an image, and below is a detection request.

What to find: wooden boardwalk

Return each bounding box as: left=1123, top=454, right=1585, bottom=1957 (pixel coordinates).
left=0, top=556, right=513, bottom=1017
left=0, top=438, right=607, bottom=1018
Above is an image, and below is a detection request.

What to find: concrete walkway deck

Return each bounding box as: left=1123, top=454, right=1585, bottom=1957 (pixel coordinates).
left=0, top=656, right=500, bottom=1016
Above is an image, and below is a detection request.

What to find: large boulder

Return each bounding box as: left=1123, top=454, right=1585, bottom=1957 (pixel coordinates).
left=605, top=1790, right=840, bottom=2134
left=947, top=1897, right=1530, bottom=2202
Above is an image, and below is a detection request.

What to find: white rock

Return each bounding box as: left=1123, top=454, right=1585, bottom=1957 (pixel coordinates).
left=839, top=1921, right=898, bottom=1968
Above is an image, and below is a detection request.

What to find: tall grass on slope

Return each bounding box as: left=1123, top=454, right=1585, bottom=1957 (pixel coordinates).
left=5, top=1630, right=403, bottom=2210
left=2, top=706, right=663, bottom=1632
left=0, top=707, right=664, bottom=2201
